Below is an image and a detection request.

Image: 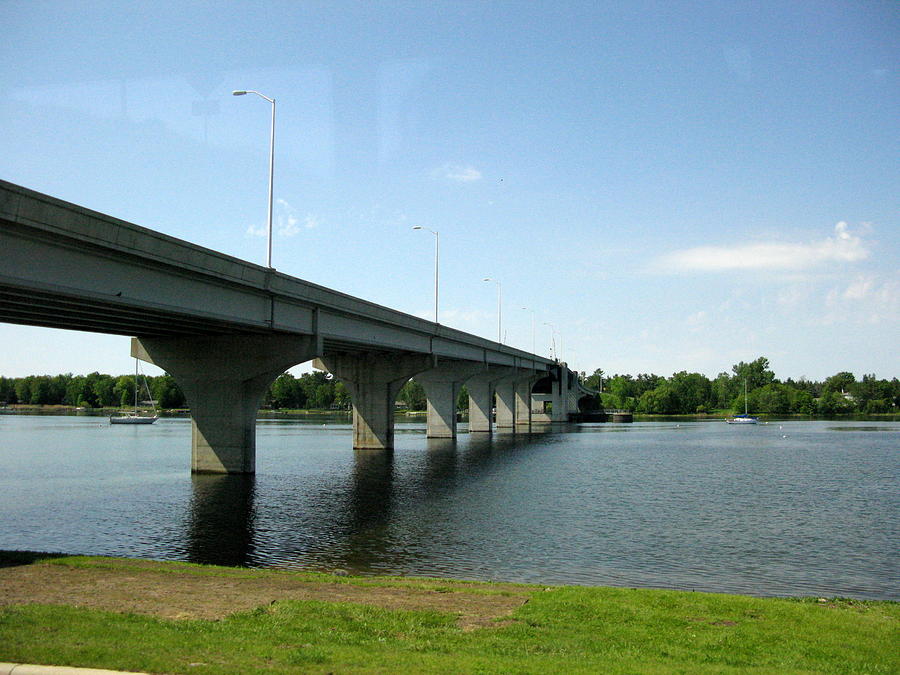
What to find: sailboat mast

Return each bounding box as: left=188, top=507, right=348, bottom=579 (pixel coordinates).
left=134, top=359, right=139, bottom=412
left=744, top=379, right=748, bottom=415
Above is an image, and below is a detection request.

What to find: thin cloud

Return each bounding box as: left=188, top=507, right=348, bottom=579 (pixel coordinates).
left=243, top=198, right=318, bottom=237
left=431, top=163, right=482, bottom=183
left=652, top=222, right=869, bottom=273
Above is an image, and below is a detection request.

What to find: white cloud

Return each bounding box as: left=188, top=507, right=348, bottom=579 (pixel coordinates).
left=246, top=223, right=266, bottom=237
left=652, top=222, right=869, bottom=274
left=245, top=198, right=318, bottom=237
left=842, top=275, right=874, bottom=300
left=431, top=163, right=482, bottom=183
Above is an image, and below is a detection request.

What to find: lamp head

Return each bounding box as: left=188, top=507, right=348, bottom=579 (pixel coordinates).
left=232, top=90, right=248, bottom=96
left=412, top=226, right=423, bottom=230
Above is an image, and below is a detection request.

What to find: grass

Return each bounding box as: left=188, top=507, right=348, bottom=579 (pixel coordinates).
left=0, top=553, right=897, bottom=674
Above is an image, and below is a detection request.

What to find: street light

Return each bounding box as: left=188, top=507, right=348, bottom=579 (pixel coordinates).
left=412, top=226, right=439, bottom=324
left=232, top=89, right=276, bottom=268
left=483, top=277, right=502, bottom=343
left=543, top=321, right=558, bottom=361
left=522, top=306, right=535, bottom=354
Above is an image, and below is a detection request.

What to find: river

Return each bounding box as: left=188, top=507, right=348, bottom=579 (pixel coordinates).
left=1, top=414, right=897, bottom=600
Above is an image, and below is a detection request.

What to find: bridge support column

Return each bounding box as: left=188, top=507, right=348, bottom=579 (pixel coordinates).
left=415, top=363, right=485, bottom=439
left=133, top=335, right=319, bottom=474
left=494, top=379, right=517, bottom=428
left=466, top=375, right=498, bottom=433
left=315, top=353, right=433, bottom=449
left=466, top=367, right=523, bottom=432
left=549, top=364, right=577, bottom=422
left=515, top=376, right=540, bottom=427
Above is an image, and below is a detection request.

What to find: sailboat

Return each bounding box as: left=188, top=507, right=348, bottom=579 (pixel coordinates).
left=110, top=360, right=159, bottom=424
left=726, top=379, right=758, bottom=424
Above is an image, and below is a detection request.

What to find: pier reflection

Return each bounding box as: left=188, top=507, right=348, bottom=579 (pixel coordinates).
left=186, top=474, right=257, bottom=567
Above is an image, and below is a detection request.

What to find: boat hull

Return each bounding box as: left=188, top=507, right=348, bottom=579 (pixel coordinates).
left=726, top=416, right=758, bottom=425
left=109, top=415, right=158, bottom=424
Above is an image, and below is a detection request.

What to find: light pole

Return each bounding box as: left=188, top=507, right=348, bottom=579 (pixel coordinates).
left=522, top=306, right=535, bottom=354
left=483, top=277, right=502, bottom=343
left=412, top=226, right=439, bottom=324
left=543, top=321, right=558, bottom=361
left=232, top=89, right=276, bottom=268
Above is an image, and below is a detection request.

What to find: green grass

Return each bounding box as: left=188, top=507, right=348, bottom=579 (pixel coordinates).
left=1, top=555, right=897, bottom=675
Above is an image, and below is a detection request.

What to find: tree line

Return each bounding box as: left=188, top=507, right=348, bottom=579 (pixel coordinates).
left=3, top=356, right=897, bottom=416
left=0, top=370, right=437, bottom=413
left=583, top=357, right=899, bottom=416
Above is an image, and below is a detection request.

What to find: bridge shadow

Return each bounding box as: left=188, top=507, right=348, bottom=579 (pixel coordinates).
left=186, top=474, right=257, bottom=567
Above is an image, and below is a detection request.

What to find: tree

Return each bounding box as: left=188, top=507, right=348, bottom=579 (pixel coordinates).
left=711, top=372, right=733, bottom=409
left=606, top=375, right=634, bottom=410
left=398, top=379, right=426, bottom=411
left=151, top=374, right=185, bottom=409
left=668, top=371, right=712, bottom=413
left=823, top=372, right=855, bottom=395
left=636, top=383, right=680, bottom=414
left=333, top=381, right=351, bottom=410
left=113, top=375, right=136, bottom=407
left=268, top=373, right=304, bottom=409
left=457, top=384, right=469, bottom=411
left=584, top=368, right=604, bottom=392
left=752, top=383, right=791, bottom=414
left=816, top=390, right=854, bottom=416
left=788, top=389, right=816, bottom=415
left=0, top=376, right=16, bottom=404
left=731, top=357, right=776, bottom=391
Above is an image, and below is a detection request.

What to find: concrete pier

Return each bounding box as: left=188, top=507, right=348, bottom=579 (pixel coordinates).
left=315, top=353, right=433, bottom=449
left=133, top=335, right=319, bottom=474
left=415, top=362, right=485, bottom=439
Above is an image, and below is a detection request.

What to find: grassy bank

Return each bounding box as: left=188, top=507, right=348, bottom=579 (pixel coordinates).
left=0, top=554, right=896, bottom=674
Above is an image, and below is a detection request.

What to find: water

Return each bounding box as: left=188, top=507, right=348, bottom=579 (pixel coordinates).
left=1, top=414, right=897, bottom=600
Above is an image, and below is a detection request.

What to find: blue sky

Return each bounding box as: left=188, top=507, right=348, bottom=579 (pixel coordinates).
left=1, top=0, right=897, bottom=381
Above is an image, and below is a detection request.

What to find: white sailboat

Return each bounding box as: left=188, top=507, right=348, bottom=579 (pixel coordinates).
left=110, top=360, right=158, bottom=424
left=726, top=379, right=758, bottom=425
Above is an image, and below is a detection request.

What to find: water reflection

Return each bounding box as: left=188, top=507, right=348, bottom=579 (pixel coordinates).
left=186, top=474, right=257, bottom=567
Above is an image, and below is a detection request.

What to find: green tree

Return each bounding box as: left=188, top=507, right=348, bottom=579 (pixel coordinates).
left=606, top=375, right=634, bottom=410
left=333, top=381, right=351, bottom=410
left=312, top=383, right=335, bottom=409
left=457, top=384, right=469, bottom=411
left=732, top=357, right=776, bottom=391
left=399, top=379, right=426, bottom=411
left=816, top=390, right=855, bottom=416
left=151, top=374, right=185, bottom=409
left=584, top=368, right=604, bottom=391
left=113, top=375, right=136, bottom=407
left=0, top=376, right=16, bottom=404
left=823, top=371, right=855, bottom=395
left=298, top=372, right=332, bottom=407
left=268, top=372, right=304, bottom=409
left=789, top=389, right=816, bottom=415
left=636, top=383, right=679, bottom=414
left=668, top=371, right=712, bottom=413
left=752, top=383, right=791, bottom=414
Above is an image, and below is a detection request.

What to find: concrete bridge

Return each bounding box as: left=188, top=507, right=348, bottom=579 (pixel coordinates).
left=0, top=180, right=594, bottom=473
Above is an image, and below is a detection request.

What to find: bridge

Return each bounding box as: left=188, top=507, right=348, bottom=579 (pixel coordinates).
left=0, top=180, right=595, bottom=473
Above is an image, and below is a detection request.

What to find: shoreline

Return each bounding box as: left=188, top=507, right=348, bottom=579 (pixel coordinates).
left=2, top=404, right=898, bottom=422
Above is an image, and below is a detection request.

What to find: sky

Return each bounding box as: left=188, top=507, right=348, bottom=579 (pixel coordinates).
left=1, top=0, right=897, bottom=382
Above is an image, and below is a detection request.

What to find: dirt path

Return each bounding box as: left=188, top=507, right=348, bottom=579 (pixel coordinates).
left=0, top=557, right=529, bottom=630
